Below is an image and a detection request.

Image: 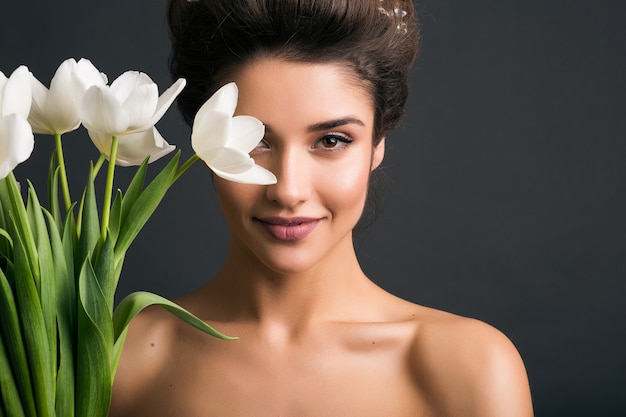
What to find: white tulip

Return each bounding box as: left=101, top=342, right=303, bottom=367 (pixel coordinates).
left=0, top=66, right=34, bottom=179
left=28, top=58, right=108, bottom=135
left=191, top=83, right=276, bottom=185
left=88, top=127, right=174, bottom=167
left=79, top=71, right=184, bottom=166
left=0, top=65, right=32, bottom=119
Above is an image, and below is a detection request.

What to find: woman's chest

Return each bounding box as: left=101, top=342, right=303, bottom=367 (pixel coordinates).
left=131, top=337, right=430, bottom=417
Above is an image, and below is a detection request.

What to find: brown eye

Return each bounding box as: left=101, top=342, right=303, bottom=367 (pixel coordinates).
left=321, top=135, right=339, bottom=148
left=315, top=134, right=353, bottom=150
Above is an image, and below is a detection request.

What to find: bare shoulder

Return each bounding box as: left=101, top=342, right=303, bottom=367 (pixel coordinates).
left=407, top=307, right=534, bottom=417
left=109, top=305, right=178, bottom=416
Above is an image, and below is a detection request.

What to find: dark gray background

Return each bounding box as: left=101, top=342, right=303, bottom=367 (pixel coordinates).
left=2, top=1, right=624, bottom=415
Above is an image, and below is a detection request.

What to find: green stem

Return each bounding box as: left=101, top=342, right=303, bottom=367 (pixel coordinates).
left=54, top=133, right=72, bottom=211
left=172, top=153, right=200, bottom=183
left=93, top=153, right=107, bottom=178
left=100, top=136, right=119, bottom=242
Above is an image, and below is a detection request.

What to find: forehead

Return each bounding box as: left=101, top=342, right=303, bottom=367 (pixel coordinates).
left=230, top=58, right=374, bottom=126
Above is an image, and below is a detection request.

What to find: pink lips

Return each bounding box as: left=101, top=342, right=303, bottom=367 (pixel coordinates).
left=255, top=217, right=321, bottom=241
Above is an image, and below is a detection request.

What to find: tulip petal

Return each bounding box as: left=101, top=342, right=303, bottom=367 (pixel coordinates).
left=121, top=83, right=158, bottom=132
left=80, top=85, right=129, bottom=136
left=48, top=58, right=77, bottom=97
left=192, top=112, right=231, bottom=158
left=88, top=128, right=175, bottom=167
left=0, top=66, right=32, bottom=119
left=45, top=59, right=82, bottom=133
left=147, top=78, right=186, bottom=128
left=190, top=82, right=276, bottom=185
left=86, top=129, right=112, bottom=156
left=27, top=75, right=54, bottom=134
left=26, top=58, right=107, bottom=135
left=228, top=115, right=265, bottom=153
left=0, top=72, right=8, bottom=112
left=208, top=147, right=255, bottom=172
left=211, top=164, right=277, bottom=185
left=110, top=71, right=153, bottom=104
left=0, top=114, right=34, bottom=179
left=73, top=58, right=108, bottom=93
left=191, top=83, right=238, bottom=137
left=206, top=82, right=238, bottom=116
left=114, top=128, right=175, bottom=167
left=191, top=86, right=234, bottom=137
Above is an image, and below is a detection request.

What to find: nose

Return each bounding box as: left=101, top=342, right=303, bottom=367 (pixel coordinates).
left=264, top=147, right=311, bottom=208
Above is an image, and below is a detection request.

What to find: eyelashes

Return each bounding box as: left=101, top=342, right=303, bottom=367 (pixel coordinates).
left=253, top=139, right=270, bottom=151
left=313, top=133, right=353, bottom=151
left=252, top=132, right=354, bottom=154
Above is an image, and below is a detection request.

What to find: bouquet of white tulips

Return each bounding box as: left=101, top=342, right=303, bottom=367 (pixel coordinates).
left=0, top=58, right=275, bottom=417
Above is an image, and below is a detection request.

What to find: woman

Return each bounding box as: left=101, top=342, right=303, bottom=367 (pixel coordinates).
left=110, top=1, right=533, bottom=416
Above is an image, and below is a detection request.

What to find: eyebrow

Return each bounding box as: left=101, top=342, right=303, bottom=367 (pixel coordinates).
left=264, top=117, right=366, bottom=133
left=307, top=117, right=366, bottom=132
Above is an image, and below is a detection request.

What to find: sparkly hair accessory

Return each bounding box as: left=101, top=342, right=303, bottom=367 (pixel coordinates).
left=377, top=0, right=408, bottom=33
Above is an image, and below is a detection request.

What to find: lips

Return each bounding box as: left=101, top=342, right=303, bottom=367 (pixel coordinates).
left=255, top=217, right=321, bottom=241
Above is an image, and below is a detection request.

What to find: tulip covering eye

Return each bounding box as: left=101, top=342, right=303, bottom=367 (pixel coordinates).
left=191, top=82, right=277, bottom=185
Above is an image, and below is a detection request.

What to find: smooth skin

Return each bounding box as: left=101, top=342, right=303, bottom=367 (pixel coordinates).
left=110, top=58, right=533, bottom=417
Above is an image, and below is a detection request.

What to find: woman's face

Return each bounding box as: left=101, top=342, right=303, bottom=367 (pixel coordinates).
left=214, top=58, right=384, bottom=275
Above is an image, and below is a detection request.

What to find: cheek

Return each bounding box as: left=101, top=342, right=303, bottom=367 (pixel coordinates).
left=318, top=159, right=372, bottom=217
left=213, top=179, right=257, bottom=221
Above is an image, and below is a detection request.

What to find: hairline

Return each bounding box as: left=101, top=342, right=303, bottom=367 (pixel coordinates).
left=214, top=52, right=380, bottom=142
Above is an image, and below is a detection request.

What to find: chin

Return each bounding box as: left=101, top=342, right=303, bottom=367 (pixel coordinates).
left=256, top=249, right=324, bottom=276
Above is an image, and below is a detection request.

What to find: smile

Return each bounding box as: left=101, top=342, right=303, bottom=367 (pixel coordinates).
left=255, top=217, right=321, bottom=241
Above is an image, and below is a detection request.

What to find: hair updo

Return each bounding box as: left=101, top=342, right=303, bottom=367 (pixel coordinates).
left=168, top=0, right=420, bottom=145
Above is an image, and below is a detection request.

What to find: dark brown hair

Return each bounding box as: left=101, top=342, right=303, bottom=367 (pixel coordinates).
left=168, top=0, right=420, bottom=145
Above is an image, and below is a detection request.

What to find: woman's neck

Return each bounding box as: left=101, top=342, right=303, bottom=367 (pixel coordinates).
left=198, top=234, right=377, bottom=335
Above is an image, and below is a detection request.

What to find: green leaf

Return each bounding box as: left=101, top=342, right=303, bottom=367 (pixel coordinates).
left=0, top=203, right=11, bottom=260
left=26, top=183, right=57, bottom=392
left=0, top=178, right=12, bottom=223
left=55, top=318, right=75, bottom=417
left=42, top=210, right=75, bottom=417
left=0, top=175, right=40, bottom=292
left=0, top=228, right=12, bottom=249
left=0, top=327, right=26, bottom=417
left=78, top=257, right=113, bottom=344
left=111, top=291, right=235, bottom=378
left=119, top=156, right=149, bottom=225
left=75, top=165, right=100, bottom=274
left=0, top=268, right=36, bottom=417
left=0, top=179, right=16, bottom=265
left=12, top=223, right=54, bottom=417
left=75, top=258, right=113, bottom=417
left=47, top=153, right=62, bottom=230
left=93, top=232, right=116, bottom=312
left=108, top=189, right=123, bottom=243
left=114, top=152, right=180, bottom=264
left=61, top=207, right=76, bottom=290
left=112, top=250, right=125, bottom=296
